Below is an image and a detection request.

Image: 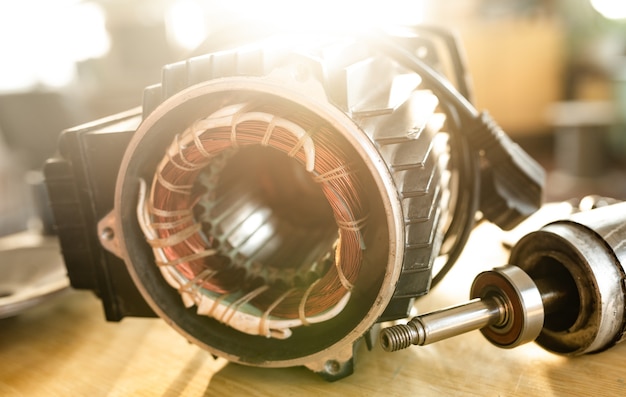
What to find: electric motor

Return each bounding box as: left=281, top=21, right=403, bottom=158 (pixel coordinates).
left=44, top=27, right=543, bottom=380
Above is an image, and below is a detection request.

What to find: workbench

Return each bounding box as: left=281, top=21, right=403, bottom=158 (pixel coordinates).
left=1, top=222, right=624, bottom=396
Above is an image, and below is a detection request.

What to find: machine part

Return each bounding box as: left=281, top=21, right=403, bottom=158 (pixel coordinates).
left=107, top=48, right=451, bottom=374
left=136, top=101, right=373, bottom=339
left=380, top=201, right=626, bottom=357
left=380, top=265, right=544, bottom=351
left=512, top=201, right=626, bottom=354
left=44, top=28, right=543, bottom=380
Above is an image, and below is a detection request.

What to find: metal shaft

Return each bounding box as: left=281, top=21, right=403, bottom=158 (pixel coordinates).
left=380, top=297, right=506, bottom=352
left=381, top=202, right=626, bottom=357
left=380, top=265, right=545, bottom=352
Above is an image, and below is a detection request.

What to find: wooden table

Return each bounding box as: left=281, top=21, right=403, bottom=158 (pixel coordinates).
left=1, top=222, right=625, bottom=396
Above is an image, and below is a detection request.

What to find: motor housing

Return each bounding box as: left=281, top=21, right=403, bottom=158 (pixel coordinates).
left=44, top=28, right=543, bottom=380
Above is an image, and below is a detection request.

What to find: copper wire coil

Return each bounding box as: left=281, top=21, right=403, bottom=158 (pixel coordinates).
left=147, top=105, right=368, bottom=319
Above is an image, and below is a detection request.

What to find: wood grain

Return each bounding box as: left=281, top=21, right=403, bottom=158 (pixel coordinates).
left=1, top=223, right=624, bottom=396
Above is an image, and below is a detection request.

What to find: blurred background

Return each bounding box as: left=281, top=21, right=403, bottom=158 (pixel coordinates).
left=1, top=0, right=625, bottom=237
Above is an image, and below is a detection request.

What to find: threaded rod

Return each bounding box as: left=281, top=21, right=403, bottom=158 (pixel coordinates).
left=380, top=297, right=505, bottom=352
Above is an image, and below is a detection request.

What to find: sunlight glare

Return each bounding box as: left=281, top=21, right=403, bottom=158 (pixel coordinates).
left=591, top=0, right=626, bottom=20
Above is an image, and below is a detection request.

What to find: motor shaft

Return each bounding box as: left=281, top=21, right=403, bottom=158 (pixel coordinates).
left=381, top=265, right=544, bottom=351
left=380, top=296, right=506, bottom=351
left=381, top=201, right=626, bottom=356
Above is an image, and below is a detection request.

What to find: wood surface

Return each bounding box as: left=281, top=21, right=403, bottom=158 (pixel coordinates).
left=1, top=223, right=625, bottom=396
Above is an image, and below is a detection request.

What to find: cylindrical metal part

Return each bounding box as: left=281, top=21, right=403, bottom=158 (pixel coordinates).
left=534, top=278, right=574, bottom=315
left=100, top=33, right=465, bottom=379
left=413, top=298, right=504, bottom=345
left=511, top=201, right=626, bottom=355
left=380, top=265, right=544, bottom=351
left=470, top=265, right=544, bottom=348
left=569, top=201, right=626, bottom=265
left=380, top=298, right=504, bottom=351
left=381, top=202, right=626, bottom=358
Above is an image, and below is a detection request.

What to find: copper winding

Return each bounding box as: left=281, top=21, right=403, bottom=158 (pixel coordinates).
left=143, top=102, right=368, bottom=325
